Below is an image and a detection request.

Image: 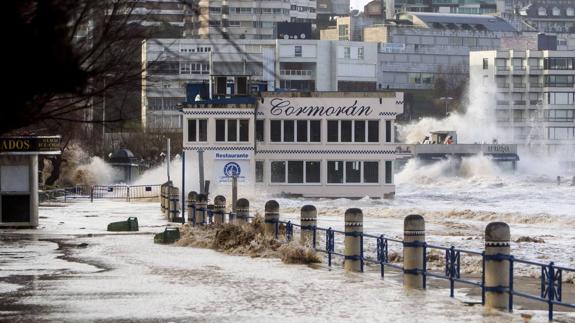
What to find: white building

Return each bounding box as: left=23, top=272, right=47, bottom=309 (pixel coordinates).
left=470, top=49, right=575, bottom=159
left=182, top=92, right=404, bottom=198
left=142, top=39, right=379, bottom=130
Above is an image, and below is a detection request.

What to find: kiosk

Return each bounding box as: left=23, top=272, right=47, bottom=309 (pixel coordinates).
left=0, top=136, right=61, bottom=228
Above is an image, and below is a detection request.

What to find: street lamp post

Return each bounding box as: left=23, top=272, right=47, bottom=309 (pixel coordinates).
left=439, top=96, right=453, bottom=117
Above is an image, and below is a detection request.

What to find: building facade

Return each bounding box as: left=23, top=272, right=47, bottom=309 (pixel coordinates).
left=470, top=49, right=575, bottom=158
left=182, top=92, right=404, bottom=198
left=498, top=0, right=575, bottom=33
left=142, top=38, right=379, bottom=130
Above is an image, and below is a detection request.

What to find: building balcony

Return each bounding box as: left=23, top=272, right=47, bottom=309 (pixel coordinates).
left=513, top=83, right=526, bottom=88
left=529, top=83, right=543, bottom=89
left=513, top=100, right=526, bottom=106
left=529, top=100, right=543, bottom=106
left=496, top=83, right=510, bottom=88
left=280, top=69, right=313, bottom=76
left=496, top=66, right=510, bottom=72
left=496, top=100, right=510, bottom=106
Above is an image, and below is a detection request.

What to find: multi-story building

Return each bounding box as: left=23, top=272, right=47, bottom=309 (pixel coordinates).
left=470, top=49, right=575, bottom=158
left=498, top=0, right=575, bottom=33
left=390, top=0, right=498, bottom=15
left=184, top=0, right=317, bottom=39
left=142, top=38, right=379, bottom=130
left=363, top=12, right=517, bottom=89
left=181, top=91, right=404, bottom=198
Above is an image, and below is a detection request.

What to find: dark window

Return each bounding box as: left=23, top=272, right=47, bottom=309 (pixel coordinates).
left=341, top=121, right=352, bottom=142
left=327, top=161, right=343, bottom=183
left=270, top=120, right=281, bottom=142
left=368, top=121, right=379, bottom=142
left=354, top=121, right=365, bottom=142
left=188, top=120, right=196, bottom=141
left=283, top=120, right=294, bottom=142
left=364, top=162, right=378, bottom=183
left=385, top=120, right=392, bottom=143
left=345, top=161, right=361, bottom=183
left=327, top=121, right=338, bottom=142
left=256, top=161, right=264, bottom=183
left=198, top=120, right=207, bottom=141
left=216, top=120, right=226, bottom=141
left=306, top=161, right=320, bottom=183
left=483, top=58, right=489, bottom=69
left=227, top=120, right=237, bottom=141
left=295, top=45, right=302, bottom=57
left=256, top=120, right=264, bottom=142
left=310, top=120, right=321, bottom=142
left=271, top=161, right=286, bottom=183
left=288, top=161, right=304, bottom=183
left=239, top=120, right=249, bottom=142
left=1, top=195, right=31, bottom=222
left=385, top=161, right=392, bottom=184
left=297, top=120, right=308, bottom=142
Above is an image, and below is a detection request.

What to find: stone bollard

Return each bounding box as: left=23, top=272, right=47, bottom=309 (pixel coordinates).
left=264, top=200, right=279, bottom=237
left=187, top=191, right=197, bottom=224
left=484, top=222, right=511, bottom=311
left=344, top=208, right=363, bottom=273
left=169, top=186, right=180, bottom=222
left=235, top=198, right=250, bottom=225
left=213, top=195, right=226, bottom=225
left=195, top=194, right=208, bottom=225
left=207, top=204, right=215, bottom=224
left=404, top=214, right=425, bottom=289
left=300, top=205, right=317, bottom=247
left=160, top=183, right=166, bottom=213
left=163, top=182, right=172, bottom=217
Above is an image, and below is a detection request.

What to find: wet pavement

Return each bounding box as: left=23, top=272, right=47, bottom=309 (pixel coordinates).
left=0, top=201, right=572, bottom=322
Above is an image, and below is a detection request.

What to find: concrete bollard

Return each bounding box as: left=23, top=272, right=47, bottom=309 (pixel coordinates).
left=213, top=195, right=226, bottom=225
left=195, top=194, right=208, bottom=225
left=207, top=204, right=215, bottom=224
left=235, top=198, right=250, bottom=225
left=160, top=183, right=166, bottom=213
left=264, top=200, right=279, bottom=237
left=344, top=208, right=363, bottom=273
left=404, top=214, right=426, bottom=289
left=187, top=191, right=197, bottom=224
left=300, top=205, right=317, bottom=247
left=162, top=181, right=172, bottom=217
left=169, top=186, right=180, bottom=222
left=485, top=222, right=511, bottom=311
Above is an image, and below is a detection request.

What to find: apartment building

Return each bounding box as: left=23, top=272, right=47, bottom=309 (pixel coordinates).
left=184, top=0, right=317, bottom=39
left=498, top=0, right=575, bottom=33
left=363, top=12, right=516, bottom=89
left=470, top=49, right=575, bottom=158
left=141, top=38, right=378, bottom=130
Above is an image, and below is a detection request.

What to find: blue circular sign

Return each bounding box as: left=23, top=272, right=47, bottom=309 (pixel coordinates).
left=224, top=162, right=241, bottom=177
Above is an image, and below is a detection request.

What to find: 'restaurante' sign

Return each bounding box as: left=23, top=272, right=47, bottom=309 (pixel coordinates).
left=0, top=136, right=61, bottom=155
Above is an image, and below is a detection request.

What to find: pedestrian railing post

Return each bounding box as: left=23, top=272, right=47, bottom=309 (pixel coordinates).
left=484, top=222, right=511, bottom=311
left=264, top=200, right=279, bottom=237
left=235, top=198, right=249, bottom=225
left=377, top=235, right=388, bottom=278
left=300, top=205, right=317, bottom=248
left=187, top=191, right=197, bottom=224
left=196, top=194, right=208, bottom=225
left=404, top=214, right=426, bottom=289
left=90, top=186, right=93, bottom=203
left=344, top=208, right=363, bottom=273
left=126, top=186, right=130, bottom=202
left=213, top=195, right=226, bottom=225
left=326, top=228, right=334, bottom=267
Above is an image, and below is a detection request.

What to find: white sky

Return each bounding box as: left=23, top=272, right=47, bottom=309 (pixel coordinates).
left=349, top=0, right=371, bottom=11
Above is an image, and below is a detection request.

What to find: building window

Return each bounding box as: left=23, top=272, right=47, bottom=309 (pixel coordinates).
left=215, top=119, right=249, bottom=142
left=327, top=161, right=379, bottom=184
left=483, top=58, right=489, bottom=69
left=358, top=47, right=364, bottom=60
left=271, top=161, right=286, bottom=183
left=385, top=120, right=392, bottom=142
left=548, top=127, right=575, bottom=140
left=547, top=92, right=575, bottom=105
left=295, top=46, right=302, bottom=57
left=538, top=7, right=547, bottom=16
left=256, top=161, right=264, bottom=183
left=327, top=120, right=379, bottom=143
left=344, top=47, right=351, bottom=59
left=256, top=120, right=265, bottom=142
left=338, top=24, right=349, bottom=41
left=269, top=120, right=321, bottom=143
left=544, top=109, right=575, bottom=122
left=385, top=161, right=392, bottom=184
left=545, top=75, right=574, bottom=87
left=187, top=119, right=207, bottom=142
left=544, top=58, right=575, bottom=70
left=271, top=161, right=321, bottom=184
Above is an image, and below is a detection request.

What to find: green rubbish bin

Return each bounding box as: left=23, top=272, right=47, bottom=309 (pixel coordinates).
left=107, top=217, right=139, bottom=232
left=154, top=227, right=180, bottom=244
